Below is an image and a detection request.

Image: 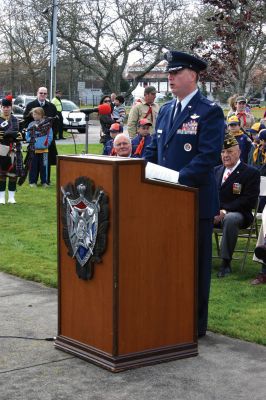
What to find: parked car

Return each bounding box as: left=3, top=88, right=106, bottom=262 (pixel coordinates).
left=61, top=99, right=86, bottom=133
left=248, top=98, right=261, bottom=107
left=14, top=95, right=36, bottom=109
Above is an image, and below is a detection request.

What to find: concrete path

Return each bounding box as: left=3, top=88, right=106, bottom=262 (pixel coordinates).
left=1, top=272, right=265, bottom=400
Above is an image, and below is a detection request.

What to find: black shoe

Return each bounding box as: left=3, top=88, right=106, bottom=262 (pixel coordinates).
left=254, top=245, right=266, bottom=264
left=217, top=266, right=232, bottom=278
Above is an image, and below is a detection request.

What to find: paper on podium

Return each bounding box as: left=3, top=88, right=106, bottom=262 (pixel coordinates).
left=145, top=162, right=179, bottom=184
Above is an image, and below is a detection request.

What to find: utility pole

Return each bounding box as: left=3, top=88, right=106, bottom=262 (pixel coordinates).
left=50, top=0, right=58, bottom=100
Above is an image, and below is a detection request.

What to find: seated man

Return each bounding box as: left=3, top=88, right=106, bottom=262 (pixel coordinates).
left=251, top=205, right=266, bottom=285
left=112, top=133, right=132, bottom=158
left=214, top=134, right=260, bottom=277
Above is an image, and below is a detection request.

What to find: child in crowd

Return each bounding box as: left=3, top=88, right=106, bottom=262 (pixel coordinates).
left=25, top=107, right=53, bottom=187
left=112, top=95, right=126, bottom=125
left=102, top=122, right=122, bottom=155
left=227, top=115, right=252, bottom=163
left=132, top=118, right=152, bottom=158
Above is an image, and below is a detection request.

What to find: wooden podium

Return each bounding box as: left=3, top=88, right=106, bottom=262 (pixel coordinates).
left=55, top=155, right=198, bottom=372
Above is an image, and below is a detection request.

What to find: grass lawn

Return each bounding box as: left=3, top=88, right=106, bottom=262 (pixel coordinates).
left=0, top=143, right=265, bottom=345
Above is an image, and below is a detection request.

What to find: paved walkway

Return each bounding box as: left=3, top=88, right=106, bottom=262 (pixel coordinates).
left=1, top=272, right=266, bottom=400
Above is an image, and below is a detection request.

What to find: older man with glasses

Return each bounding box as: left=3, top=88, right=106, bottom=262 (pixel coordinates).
left=23, top=87, right=58, bottom=185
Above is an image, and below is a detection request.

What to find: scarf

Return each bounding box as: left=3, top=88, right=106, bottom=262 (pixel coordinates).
left=134, top=137, right=145, bottom=156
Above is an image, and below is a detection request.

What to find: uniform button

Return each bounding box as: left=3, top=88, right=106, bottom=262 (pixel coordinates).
left=163, top=157, right=166, bottom=161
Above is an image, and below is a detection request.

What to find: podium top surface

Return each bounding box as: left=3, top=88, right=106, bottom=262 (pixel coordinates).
left=57, top=154, right=144, bottom=164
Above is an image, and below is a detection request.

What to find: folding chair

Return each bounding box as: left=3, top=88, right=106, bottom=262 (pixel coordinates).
left=213, top=197, right=260, bottom=272
left=255, top=176, right=266, bottom=235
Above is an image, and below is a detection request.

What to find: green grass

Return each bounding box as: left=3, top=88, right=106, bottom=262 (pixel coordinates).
left=1, top=142, right=265, bottom=345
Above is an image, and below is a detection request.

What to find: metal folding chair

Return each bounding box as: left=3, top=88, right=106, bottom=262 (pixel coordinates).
left=213, top=197, right=260, bottom=272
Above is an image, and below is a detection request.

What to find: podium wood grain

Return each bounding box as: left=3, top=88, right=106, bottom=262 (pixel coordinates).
left=55, top=155, right=198, bottom=371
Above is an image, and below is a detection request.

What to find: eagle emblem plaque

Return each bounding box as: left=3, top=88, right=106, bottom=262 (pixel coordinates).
left=61, top=176, right=109, bottom=280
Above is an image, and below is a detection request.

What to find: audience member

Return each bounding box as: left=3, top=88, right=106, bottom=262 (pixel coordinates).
left=110, top=92, right=117, bottom=111
left=132, top=118, right=152, bottom=157
left=51, top=89, right=64, bottom=140
left=127, top=86, right=159, bottom=138
left=227, top=94, right=238, bottom=114
left=112, top=95, right=126, bottom=125
left=25, top=107, right=53, bottom=187
left=251, top=205, right=266, bottom=285
left=214, top=134, right=260, bottom=277
left=99, top=95, right=113, bottom=144
left=23, top=87, right=58, bottom=184
left=227, top=96, right=255, bottom=130
left=227, top=115, right=252, bottom=163
left=102, top=122, right=122, bottom=155
left=248, top=128, right=266, bottom=170
left=112, top=133, right=132, bottom=157
left=0, top=98, right=23, bottom=204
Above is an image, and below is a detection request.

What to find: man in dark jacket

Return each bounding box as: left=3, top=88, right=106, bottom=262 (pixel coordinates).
left=214, top=134, right=260, bottom=277
left=23, top=87, right=58, bottom=184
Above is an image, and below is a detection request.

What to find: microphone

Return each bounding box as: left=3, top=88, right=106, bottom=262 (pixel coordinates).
left=72, top=103, right=111, bottom=115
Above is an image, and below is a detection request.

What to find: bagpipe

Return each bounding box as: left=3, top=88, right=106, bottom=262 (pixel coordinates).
left=17, top=116, right=56, bottom=186
left=0, top=129, right=24, bottom=176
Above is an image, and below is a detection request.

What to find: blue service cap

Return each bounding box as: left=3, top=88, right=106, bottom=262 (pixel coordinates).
left=164, top=51, right=207, bottom=73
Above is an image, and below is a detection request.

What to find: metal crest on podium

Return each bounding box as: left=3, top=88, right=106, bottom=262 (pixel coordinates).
left=61, top=176, right=109, bottom=280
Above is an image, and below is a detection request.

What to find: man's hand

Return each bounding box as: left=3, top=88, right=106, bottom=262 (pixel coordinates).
left=214, top=210, right=227, bottom=225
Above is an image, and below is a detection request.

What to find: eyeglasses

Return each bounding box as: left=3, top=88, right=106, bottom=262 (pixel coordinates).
left=103, top=99, right=111, bottom=103
left=39, top=92, right=47, bottom=95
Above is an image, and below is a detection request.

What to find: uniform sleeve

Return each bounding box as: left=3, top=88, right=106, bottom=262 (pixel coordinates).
left=179, top=105, right=225, bottom=187
left=127, top=105, right=140, bottom=138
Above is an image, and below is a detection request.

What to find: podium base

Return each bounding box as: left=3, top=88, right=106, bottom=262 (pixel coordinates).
left=55, top=335, right=198, bottom=372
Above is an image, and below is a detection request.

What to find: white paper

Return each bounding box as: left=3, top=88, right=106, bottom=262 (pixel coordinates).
left=145, top=162, right=179, bottom=184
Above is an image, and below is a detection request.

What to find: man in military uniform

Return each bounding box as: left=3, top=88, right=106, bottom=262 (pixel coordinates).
left=145, top=51, right=225, bottom=337
left=127, top=86, right=159, bottom=138
left=214, top=134, right=260, bottom=277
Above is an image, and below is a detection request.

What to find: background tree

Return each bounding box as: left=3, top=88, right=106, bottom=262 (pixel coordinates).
left=57, top=0, right=186, bottom=95
left=191, top=0, right=266, bottom=95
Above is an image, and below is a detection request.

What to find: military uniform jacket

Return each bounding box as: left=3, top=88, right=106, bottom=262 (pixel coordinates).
left=214, top=162, right=260, bottom=228
left=144, top=91, right=225, bottom=219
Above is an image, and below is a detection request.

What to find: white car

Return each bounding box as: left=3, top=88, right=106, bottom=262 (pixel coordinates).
left=61, top=99, right=86, bottom=133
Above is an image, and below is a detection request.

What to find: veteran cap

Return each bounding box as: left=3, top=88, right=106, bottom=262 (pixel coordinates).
left=164, top=51, right=207, bottom=73
left=227, top=115, right=240, bottom=125
left=223, top=134, right=239, bottom=149
left=138, top=118, right=152, bottom=127
left=236, top=96, right=246, bottom=103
